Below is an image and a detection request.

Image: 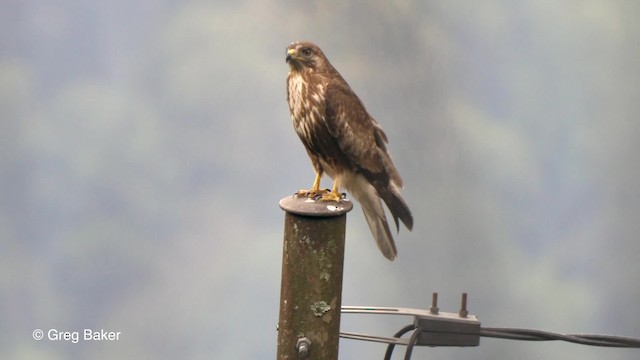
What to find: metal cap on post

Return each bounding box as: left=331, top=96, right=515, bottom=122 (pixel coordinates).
left=277, top=195, right=353, bottom=360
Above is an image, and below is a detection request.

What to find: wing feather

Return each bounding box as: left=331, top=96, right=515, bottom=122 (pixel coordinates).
left=324, top=81, right=413, bottom=231
left=324, top=81, right=383, bottom=173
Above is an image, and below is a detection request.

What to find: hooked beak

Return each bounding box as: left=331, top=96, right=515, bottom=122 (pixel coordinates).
left=286, top=48, right=296, bottom=63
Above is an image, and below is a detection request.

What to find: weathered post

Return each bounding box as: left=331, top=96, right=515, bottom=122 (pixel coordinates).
left=277, top=195, right=353, bottom=360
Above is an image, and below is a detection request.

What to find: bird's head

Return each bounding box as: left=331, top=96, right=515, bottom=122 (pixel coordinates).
left=286, top=41, right=329, bottom=72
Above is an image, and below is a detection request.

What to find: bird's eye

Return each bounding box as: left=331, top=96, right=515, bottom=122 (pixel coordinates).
left=301, top=48, right=312, bottom=57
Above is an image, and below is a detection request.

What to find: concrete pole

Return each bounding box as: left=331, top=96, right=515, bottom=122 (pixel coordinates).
left=277, top=196, right=353, bottom=360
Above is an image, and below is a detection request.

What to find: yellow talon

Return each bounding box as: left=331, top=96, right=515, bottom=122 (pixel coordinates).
left=319, top=191, right=342, bottom=202
left=317, top=179, right=342, bottom=202
left=295, top=188, right=329, bottom=198
left=295, top=172, right=326, bottom=198
left=294, top=174, right=344, bottom=201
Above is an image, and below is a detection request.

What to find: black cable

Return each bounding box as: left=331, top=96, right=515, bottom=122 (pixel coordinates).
left=383, top=324, right=416, bottom=360
left=480, top=327, right=640, bottom=348
left=404, top=328, right=421, bottom=360
left=380, top=326, right=640, bottom=360
left=367, top=318, right=640, bottom=359
left=578, top=334, right=640, bottom=347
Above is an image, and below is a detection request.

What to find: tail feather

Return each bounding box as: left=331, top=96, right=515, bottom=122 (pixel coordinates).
left=348, top=180, right=398, bottom=261
left=375, top=147, right=413, bottom=232
left=378, top=181, right=413, bottom=232
left=343, top=172, right=412, bottom=261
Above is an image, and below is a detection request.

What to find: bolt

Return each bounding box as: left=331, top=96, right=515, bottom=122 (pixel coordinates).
left=430, top=292, right=439, bottom=314
left=297, top=337, right=311, bottom=358
left=459, top=292, right=468, bottom=318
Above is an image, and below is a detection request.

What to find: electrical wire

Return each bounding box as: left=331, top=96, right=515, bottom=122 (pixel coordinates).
left=479, top=327, right=640, bottom=348
left=374, top=324, right=640, bottom=360
left=383, top=324, right=416, bottom=360
left=404, top=327, right=421, bottom=360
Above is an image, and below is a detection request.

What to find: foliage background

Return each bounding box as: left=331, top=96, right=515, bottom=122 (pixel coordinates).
left=2, top=1, right=639, bottom=358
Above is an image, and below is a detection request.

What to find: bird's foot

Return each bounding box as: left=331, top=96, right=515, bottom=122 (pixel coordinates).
left=294, top=188, right=330, bottom=199
left=294, top=188, right=344, bottom=202
left=317, top=191, right=345, bottom=202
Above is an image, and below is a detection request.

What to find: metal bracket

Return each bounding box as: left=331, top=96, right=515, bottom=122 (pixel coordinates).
left=341, top=293, right=481, bottom=347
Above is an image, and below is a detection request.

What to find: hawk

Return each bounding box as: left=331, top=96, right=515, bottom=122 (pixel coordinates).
left=285, top=41, right=413, bottom=261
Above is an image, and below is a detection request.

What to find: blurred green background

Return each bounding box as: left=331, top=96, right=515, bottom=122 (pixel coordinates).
left=2, top=1, right=640, bottom=359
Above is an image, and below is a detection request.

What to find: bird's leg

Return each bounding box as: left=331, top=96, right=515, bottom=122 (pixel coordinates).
left=318, top=178, right=343, bottom=202
left=295, top=172, right=329, bottom=198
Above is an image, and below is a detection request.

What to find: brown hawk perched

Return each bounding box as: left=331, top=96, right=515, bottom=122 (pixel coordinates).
left=285, top=41, right=413, bottom=261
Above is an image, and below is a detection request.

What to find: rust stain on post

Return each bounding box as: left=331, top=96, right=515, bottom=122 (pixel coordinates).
left=277, top=196, right=352, bottom=360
